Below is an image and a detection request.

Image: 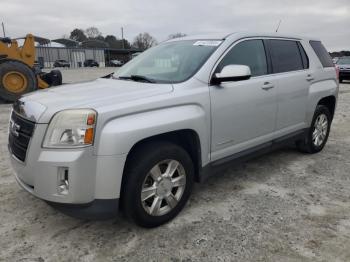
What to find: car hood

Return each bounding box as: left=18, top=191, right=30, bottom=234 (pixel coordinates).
left=17, top=78, right=173, bottom=123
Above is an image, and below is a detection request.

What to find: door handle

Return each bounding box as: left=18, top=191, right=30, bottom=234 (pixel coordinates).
left=306, top=74, right=314, bottom=81
left=261, top=82, right=274, bottom=90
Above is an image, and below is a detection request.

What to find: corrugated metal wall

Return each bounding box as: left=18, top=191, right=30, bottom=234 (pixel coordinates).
left=36, top=47, right=105, bottom=68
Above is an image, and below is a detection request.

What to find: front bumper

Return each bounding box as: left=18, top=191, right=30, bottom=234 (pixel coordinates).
left=13, top=171, right=118, bottom=220
left=47, top=199, right=119, bottom=220
left=9, top=123, right=127, bottom=218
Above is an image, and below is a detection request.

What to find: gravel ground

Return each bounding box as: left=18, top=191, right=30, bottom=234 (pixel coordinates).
left=0, top=71, right=350, bottom=261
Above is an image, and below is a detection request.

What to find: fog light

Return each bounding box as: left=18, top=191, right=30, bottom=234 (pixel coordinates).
left=58, top=167, right=69, bottom=195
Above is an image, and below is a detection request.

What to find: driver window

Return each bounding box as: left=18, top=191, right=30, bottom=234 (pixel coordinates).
left=217, top=39, right=268, bottom=77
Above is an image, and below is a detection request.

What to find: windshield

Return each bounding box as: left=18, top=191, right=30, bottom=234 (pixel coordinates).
left=115, top=40, right=222, bottom=83
left=337, top=57, right=350, bottom=65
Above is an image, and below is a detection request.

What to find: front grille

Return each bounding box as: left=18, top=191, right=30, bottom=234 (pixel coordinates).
left=340, top=71, right=350, bottom=77
left=8, top=112, right=35, bottom=162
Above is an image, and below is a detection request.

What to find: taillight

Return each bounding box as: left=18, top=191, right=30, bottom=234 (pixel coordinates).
left=335, top=64, right=340, bottom=80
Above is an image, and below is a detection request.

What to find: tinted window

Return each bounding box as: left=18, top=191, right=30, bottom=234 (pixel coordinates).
left=309, top=41, right=333, bottom=67
left=217, top=40, right=267, bottom=77
left=268, top=40, right=304, bottom=73
left=297, top=42, right=309, bottom=69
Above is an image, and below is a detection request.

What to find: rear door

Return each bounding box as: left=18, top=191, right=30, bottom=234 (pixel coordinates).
left=266, top=39, right=310, bottom=134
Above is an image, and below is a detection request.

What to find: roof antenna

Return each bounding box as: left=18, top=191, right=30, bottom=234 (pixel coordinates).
left=1, top=22, right=5, bottom=37
left=275, top=19, right=282, bottom=33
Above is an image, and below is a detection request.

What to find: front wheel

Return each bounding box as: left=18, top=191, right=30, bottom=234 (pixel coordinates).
left=0, top=61, right=37, bottom=102
left=122, top=141, right=194, bottom=227
left=296, top=105, right=332, bottom=154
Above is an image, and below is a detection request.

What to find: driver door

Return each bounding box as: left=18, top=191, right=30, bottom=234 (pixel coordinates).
left=210, top=39, right=278, bottom=161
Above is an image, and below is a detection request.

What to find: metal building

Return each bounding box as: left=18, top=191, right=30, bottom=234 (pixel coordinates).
left=33, top=37, right=142, bottom=69
left=36, top=46, right=105, bottom=68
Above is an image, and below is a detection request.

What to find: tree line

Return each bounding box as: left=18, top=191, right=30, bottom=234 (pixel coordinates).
left=69, top=27, right=186, bottom=50
left=329, top=51, right=350, bottom=58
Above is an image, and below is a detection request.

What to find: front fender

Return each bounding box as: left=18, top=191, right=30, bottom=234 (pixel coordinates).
left=94, top=104, right=210, bottom=165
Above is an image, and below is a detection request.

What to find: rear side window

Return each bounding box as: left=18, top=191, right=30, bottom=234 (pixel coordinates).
left=297, top=42, right=309, bottom=69
left=309, top=40, right=333, bottom=67
left=216, top=39, right=268, bottom=77
left=268, top=40, right=304, bottom=73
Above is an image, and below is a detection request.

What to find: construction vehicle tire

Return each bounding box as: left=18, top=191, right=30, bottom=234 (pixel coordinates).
left=40, top=70, right=62, bottom=87
left=0, top=60, right=37, bottom=102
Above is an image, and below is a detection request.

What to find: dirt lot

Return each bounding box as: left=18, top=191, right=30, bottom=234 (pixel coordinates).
left=0, top=71, right=350, bottom=261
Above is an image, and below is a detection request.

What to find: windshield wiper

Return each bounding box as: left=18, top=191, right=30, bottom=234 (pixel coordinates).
left=118, top=75, right=156, bottom=83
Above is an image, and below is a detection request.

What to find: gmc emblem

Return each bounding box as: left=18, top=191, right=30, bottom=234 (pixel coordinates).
left=9, top=120, right=20, bottom=137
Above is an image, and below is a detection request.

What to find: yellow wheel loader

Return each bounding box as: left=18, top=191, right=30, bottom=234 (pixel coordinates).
left=0, top=34, right=62, bottom=102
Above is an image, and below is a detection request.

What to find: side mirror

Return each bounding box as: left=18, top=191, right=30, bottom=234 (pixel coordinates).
left=212, top=65, right=251, bottom=85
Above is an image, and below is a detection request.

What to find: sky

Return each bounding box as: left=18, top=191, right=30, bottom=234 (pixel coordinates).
left=1, top=0, right=349, bottom=51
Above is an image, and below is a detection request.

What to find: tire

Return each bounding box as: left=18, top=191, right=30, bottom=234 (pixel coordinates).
left=121, top=141, right=194, bottom=228
left=40, top=70, right=62, bottom=86
left=49, top=70, right=62, bottom=86
left=339, top=78, right=343, bottom=83
left=296, top=105, right=332, bottom=154
left=0, top=60, right=37, bottom=102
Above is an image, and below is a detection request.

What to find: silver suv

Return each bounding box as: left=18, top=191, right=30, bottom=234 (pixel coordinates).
left=8, top=32, right=338, bottom=227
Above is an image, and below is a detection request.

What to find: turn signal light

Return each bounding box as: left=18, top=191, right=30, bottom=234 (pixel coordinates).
left=84, top=128, right=94, bottom=144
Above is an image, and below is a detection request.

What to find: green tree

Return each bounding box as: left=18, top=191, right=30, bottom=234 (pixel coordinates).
left=105, top=35, right=130, bottom=49
left=105, top=35, right=119, bottom=48
left=69, top=28, right=87, bottom=42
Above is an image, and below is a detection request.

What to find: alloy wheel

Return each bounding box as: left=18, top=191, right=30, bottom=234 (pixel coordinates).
left=141, top=159, right=186, bottom=216
left=312, top=113, right=328, bottom=147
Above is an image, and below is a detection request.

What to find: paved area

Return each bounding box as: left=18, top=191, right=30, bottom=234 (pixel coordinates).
left=0, top=73, right=350, bottom=261
left=45, top=67, right=116, bottom=84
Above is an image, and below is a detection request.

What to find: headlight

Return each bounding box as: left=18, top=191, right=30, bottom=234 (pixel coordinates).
left=43, top=109, right=97, bottom=148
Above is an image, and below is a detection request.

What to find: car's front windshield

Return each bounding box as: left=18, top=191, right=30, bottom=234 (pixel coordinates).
left=337, top=57, right=350, bottom=65
left=115, top=40, right=222, bottom=83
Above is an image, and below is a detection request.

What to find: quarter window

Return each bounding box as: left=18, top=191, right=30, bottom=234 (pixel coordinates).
left=297, top=42, right=309, bottom=69
left=268, top=40, right=304, bottom=73
left=216, top=40, right=268, bottom=77
left=309, top=40, right=333, bottom=68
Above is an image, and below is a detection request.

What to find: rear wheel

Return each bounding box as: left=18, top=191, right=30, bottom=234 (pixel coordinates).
left=296, top=105, right=331, bottom=154
left=0, top=61, right=37, bottom=102
left=122, top=141, right=194, bottom=227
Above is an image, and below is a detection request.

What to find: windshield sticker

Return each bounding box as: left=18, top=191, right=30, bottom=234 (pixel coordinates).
left=193, top=40, right=222, bottom=46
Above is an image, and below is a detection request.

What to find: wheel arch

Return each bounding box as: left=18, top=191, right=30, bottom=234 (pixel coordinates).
left=307, top=79, right=338, bottom=125
left=118, top=129, right=203, bottom=211
left=317, top=95, right=336, bottom=120
left=95, top=105, right=210, bottom=200
left=123, top=129, right=203, bottom=184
